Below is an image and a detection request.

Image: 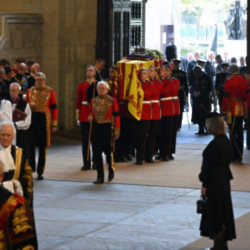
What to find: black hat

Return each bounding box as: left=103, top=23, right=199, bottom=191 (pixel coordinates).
left=221, top=61, right=229, bottom=67
left=172, top=59, right=181, bottom=64
left=4, top=66, right=12, bottom=74
left=163, top=60, right=170, bottom=66
left=197, top=59, right=206, bottom=65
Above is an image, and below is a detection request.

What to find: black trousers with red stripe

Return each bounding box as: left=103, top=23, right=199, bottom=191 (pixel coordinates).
left=130, top=120, right=150, bottom=162
left=80, top=121, right=91, bottom=167
left=160, top=115, right=178, bottom=158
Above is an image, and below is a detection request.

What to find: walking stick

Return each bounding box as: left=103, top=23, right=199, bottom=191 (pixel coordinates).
left=110, top=115, right=116, bottom=172
left=87, top=81, right=96, bottom=162
left=228, top=116, right=243, bottom=160
left=186, top=110, right=191, bottom=130
left=86, top=121, right=92, bottom=162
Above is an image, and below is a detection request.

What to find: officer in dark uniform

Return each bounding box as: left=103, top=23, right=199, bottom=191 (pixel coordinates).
left=215, top=62, right=230, bottom=112
left=171, top=59, right=188, bottom=130
left=0, top=68, right=9, bottom=99
left=89, top=81, right=120, bottom=184
left=191, top=66, right=212, bottom=135
left=94, top=58, right=105, bottom=81
left=11, top=63, right=28, bottom=94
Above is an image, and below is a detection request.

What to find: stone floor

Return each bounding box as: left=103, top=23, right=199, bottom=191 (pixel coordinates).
left=34, top=119, right=250, bottom=249
left=34, top=180, right=250, bottom=250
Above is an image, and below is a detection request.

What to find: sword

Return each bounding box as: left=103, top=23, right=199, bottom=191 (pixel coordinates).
left=186, top=110, right=191, bottom=130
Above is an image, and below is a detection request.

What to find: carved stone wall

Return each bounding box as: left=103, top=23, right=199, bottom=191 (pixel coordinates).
left=0, top=0, right=97, bottom=130
left=0, top=14, right=43, bottom=64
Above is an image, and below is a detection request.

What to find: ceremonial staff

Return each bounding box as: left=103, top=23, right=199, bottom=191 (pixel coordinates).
left=87, top=81, right=96, bottom=163
left=110, top=114, right=116, bottom=172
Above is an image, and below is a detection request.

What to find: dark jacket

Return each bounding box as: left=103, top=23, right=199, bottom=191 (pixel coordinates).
left=204, top=61, right=216, bottom=81
left=191, top=72, right=212, bottom=124
left=199, top=134, right=236, bottom=240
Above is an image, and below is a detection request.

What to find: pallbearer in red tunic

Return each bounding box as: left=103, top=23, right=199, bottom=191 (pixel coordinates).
left=159, top=65, right=180, bottom=161
left=89, top=81, right=120, bottom=184
left=130, top=68, right=154, bottom=165
left=144, top=66, right=162, bottom=163
left=222, top=64, right=248, bottom=162
left=76, top=65, right=96, bottom=171
left=26, top=72, right=58, bottom=180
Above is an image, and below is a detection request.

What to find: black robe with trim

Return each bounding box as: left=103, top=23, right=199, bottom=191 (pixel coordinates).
left=199, top=134, right=236, bottom=240
left=0, top=185, right=38, bottom=249
left=2, top=145, right=33, bottom=207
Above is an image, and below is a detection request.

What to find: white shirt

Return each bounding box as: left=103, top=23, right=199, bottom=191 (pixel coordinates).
left=11, top=102, right=32, bottom=130
left=0, top=100, right=12, bottom=122
left=0, top=145, right=15, bottom=172
left=0, top=144, right=23, bottom=196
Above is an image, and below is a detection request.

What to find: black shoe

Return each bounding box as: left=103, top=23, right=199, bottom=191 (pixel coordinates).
left=93, top=179, right=104, bottom=184
left=125, top=154, right=132, bottom=161
left=37, top=174, right=44, bottom=180
left=168, top=154, right=174, bottom=160
left=145, top=158, right=154, bottom=163
left=114, top=156, right=125, bottom=162
left=81, top=166, right=90, bottom=171
left=136, top=160, right=143, bottom=165
left=92, top=164, right=97, bottom=170
left=162, top=156, right=169, bottom=161
left=108, top=172, right=114, bottom=182
left=155, top=154, right=161, bottom=160
left=195, top=131, right=203, bottom=135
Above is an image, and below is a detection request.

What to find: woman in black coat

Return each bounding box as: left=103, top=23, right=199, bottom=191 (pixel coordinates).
left=199, top=112, right=236, bottom=250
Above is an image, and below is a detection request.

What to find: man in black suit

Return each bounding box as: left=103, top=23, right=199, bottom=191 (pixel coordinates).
left=205, top=51, right=217, bottom=111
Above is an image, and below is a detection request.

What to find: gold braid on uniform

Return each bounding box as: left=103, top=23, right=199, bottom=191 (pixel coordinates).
left=23, top=160, right=33, bottom=204
left=0, top=230, right=6, bottom=249
left=13, top=147, right=23, bottom=180
left=12, top=206, right=33, bottom=235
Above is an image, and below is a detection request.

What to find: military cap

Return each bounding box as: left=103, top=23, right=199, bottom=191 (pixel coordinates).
left=197, top=59, right=206, bottom=65
left=221, top=61, right=229, bottom=67
left=4, top=66, right=12, bottom=74
left=172, top=59, right=181, bottom=64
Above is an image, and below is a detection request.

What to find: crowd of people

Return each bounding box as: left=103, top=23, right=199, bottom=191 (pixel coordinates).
left=0, top=58, right=58, bottom=248
left=76, top=52, right=249, bottom=184
left=0, top=51, right=248, bottom=248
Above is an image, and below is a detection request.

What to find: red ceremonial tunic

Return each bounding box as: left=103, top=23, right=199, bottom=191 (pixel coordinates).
left=118, top=100, right=131, bottom=118
left=222, top=74, right=248, bottom=116
left=26, top=86, right=58, bottom=147
left=89, top=95, right=120, bottom=134
left=140, top=81, right=154, bottom=120
left=160, top=77, right=180, bottom=116
left=76, top=81, right=90, bottom=122
left=150, top=78, right=163, bottom=120
left=246, top=87, right=250, bottom=111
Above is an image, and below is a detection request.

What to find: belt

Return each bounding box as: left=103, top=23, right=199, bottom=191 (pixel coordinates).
left=231, top=98, right=244, bottom=102
left=143, top=101, right=151, bottom=104
left=160, top=96, right=178, bottom=101
left=151, top=100, right=160, bottom=104
left=82, top=101, right=88, bottom=105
